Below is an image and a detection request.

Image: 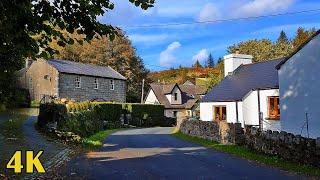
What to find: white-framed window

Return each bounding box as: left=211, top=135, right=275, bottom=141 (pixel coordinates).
left=110, top=79, right=114, bottom=90
left=75, top=76, right=81, bottom=88
left=94, top=78, right=99, bottom=89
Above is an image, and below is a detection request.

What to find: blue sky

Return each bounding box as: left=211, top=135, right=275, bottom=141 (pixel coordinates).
left=98, top=0, right=320, bottom=71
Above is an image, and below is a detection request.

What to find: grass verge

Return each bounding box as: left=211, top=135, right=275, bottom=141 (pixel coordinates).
left=172, top=131, right=320, bottom=177
left=82, top=129, right=120, bottom=149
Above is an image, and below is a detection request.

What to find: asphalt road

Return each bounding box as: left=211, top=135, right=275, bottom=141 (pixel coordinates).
left=58, top=127, right=306, bottom=180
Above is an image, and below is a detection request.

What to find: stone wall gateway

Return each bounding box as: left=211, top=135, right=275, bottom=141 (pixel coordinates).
left=179, top=119, right=320, bottom=167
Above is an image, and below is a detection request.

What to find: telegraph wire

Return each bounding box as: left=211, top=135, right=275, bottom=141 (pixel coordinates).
left=118, top=8, right=320, bottom=29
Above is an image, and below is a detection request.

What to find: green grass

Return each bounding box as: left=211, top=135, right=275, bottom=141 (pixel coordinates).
left=82, top=129, right=120, bottom=149
left=173, top=131, right=320, bottom=177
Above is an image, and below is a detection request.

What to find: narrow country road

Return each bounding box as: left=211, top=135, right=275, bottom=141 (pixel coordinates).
left=57, top=127, right=306, bottom=180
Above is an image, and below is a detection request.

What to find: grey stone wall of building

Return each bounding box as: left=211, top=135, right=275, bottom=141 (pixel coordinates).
left=58, top=73, right=126, bottom=102
left=179, top=119, right=320, bottom=167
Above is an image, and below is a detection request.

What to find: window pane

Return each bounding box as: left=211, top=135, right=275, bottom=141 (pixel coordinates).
left=215, top=106, right=220, bottom=120
left=222, top=107, right=227, bottom=120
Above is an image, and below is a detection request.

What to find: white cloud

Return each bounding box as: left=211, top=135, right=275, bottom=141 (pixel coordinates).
left=192, top=49, right=209, bottom=63
left=198, top=3, right=221, bottom=22
left=235, top=0, right=295, bottom=17
left=159, top=41, right=181, bottom=67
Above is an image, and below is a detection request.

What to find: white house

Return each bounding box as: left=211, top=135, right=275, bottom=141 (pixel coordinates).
left=276, top=30, right=320, bottom=138
left=200, top=54, right=284, bottom=131
left=144, top=82, right=206, bottom=118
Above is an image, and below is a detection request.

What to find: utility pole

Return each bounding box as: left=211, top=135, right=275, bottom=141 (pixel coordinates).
left=141, top=79, right=145, bottom=104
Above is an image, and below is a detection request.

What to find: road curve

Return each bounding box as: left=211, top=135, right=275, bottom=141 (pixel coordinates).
left=57, top=127, right=306, bottom=180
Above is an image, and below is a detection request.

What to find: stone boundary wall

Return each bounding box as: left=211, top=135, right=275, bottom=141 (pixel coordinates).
left=244, top=126, right=320, bottom=167
left=179, top=119, right=320, bottom=167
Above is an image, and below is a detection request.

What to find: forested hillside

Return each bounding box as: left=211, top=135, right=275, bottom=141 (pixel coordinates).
left=150, top=27, right=317, bottom=89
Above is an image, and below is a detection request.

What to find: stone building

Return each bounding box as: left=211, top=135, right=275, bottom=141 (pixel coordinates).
left=17, top=59, right=127, bottom=102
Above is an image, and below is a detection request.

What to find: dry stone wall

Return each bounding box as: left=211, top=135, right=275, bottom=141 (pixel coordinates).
left=179, top=119, right=320, bottom=167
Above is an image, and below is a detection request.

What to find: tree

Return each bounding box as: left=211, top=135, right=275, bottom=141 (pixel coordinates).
left=273, top=30, right=291, bottom=58
left=277, top=30, right=290, bottom=44
left=228, top=39, right=274, bottom=62
left=292, top=27, right=317, bottom=49
left=0, top=0, right=154, bottom=107
left=206, top=53, right=215, bottom=68
left=51, top=31, right=149, bottom=103
left=193, top=60, right=203, bottom=68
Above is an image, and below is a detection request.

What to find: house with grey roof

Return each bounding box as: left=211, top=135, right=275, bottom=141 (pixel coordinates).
left=17, top=59, right=126, bottom=102
left=200, top=53, right=283, bottom=131
left=276, top=30, right=320, bottom=138
left=144, top=82, right=206, bottom=118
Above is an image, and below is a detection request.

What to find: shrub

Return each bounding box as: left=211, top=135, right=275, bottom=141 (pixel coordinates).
left=38, top=103, right=68, bottom=128
left=92, top=102, right=123, bottom=128
left=128, top=104, right=165, bottom=127
left=61, top=109, right=103, bottom=137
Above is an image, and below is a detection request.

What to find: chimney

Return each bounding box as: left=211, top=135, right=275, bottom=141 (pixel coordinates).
left=223, top=53, right=253, bottom=77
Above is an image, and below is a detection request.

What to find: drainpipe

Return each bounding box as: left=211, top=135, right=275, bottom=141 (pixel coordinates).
left=257, top=89, right=262, bottom=130
left=235, top=101, right=239, bottom=123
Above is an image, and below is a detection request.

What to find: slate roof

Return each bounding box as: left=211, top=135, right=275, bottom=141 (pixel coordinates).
left=276, top=29, right=320, bottom=69
left=202, top=58, right=284, bottom=102
left=48, top=59, right=126, bottom=80
left=149, top=83, right=206, bottom=109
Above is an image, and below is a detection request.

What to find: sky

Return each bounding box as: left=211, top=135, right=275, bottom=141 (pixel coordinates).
left=98, top=0, right=320, bottom=71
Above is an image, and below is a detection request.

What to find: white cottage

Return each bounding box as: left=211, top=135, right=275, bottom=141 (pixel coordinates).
left=276, top=30, right=320, bottom=138
left=200, top=54, right=284, bottom=131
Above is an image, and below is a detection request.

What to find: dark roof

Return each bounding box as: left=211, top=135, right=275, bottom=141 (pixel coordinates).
left=149, top=83, right=206, bottom=109
left=48, top=59, right=126, bottom=80
left=202, top=58, right=284, bottom=102
left=276, top=29, right=320, bottom=69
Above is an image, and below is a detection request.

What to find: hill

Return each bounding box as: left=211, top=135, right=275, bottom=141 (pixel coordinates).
left=148, top=62, right=224, bottom=88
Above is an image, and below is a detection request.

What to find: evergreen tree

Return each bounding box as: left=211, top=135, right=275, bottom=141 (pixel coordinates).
left=193, top=60, right=202, bottom=68
left=273, top=30, right=291, bottom=58
left=277, top=30, right=289, bottom=44
left=206, top=53, right=215, bottom=68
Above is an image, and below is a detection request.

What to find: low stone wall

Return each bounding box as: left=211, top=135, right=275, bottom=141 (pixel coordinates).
left=179, top=119, right=244, bottom=144
left=245, top=126, right=320, bottom=167
left=179, top=119, right=320, bottom=167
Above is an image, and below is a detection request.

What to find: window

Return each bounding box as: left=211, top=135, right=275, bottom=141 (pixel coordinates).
left=110, top=79, right=114, bottom=90
left=173, top=111, right=178, bottom=117
left=75, top=76, right=81, bottom=88
left=94, top=78, right=99, bottom=89
left=174, top=93, right=178, bottom=101
left=268, top=96, right=280, bottom=120
left=213, top=106, right=227, bottom=121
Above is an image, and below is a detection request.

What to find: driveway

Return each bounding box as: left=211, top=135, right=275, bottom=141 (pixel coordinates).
left=0, top=109, right=72, bottom=178
left=55, top=127, right=306, bottom=180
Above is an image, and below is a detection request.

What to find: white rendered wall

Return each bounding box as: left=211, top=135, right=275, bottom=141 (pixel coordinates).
left=242, top=91, right=259, bottom=126
left=259, top=89, right=281, bottom=131
left=144, top=89, right=159, bottom=104
left=200, top=102, right=242, bottom=124
left=278, top=33, right=320, bottom=138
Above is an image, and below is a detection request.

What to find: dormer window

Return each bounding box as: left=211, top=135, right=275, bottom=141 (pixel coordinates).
left=174, top=93, right=178, bottom=101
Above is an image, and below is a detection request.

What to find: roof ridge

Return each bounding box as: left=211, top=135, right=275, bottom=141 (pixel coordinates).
left=241, top=57, right=285, bottom=67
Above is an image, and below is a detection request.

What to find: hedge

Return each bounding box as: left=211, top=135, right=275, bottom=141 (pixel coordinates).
left=38, top=103, right=68, bottom=128
left=38, top=101, right=170, bottom=138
